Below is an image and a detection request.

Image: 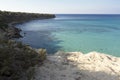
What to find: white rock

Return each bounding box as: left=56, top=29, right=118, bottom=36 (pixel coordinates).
left=33, top=51, right=120, bottom=80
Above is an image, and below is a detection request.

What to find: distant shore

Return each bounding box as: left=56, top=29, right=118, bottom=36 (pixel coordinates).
left=0, top=10, right=55, bottom=39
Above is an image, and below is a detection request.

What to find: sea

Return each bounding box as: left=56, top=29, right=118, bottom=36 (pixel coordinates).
left=16, top=14, right=120, bottom=56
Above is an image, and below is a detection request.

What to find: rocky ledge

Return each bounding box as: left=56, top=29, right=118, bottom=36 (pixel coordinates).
left=33, top=52, right=120, bottom=80
left=5, top=25, right=22, bottom=39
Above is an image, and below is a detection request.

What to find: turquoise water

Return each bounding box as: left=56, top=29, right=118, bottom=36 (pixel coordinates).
left=17, top=14, right=120, bottom=56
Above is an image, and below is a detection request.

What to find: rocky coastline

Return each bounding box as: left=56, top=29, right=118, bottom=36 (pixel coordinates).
left=0, top=10, right=55, bottom=39
left=1, top=10, right=120, bottom=80
left=33, top=51, right=120, bottom=80
left=0, top=10, right=55, bottom=80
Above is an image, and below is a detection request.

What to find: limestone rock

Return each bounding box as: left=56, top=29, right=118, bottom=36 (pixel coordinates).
left=33, top=52, right=120, bottom=80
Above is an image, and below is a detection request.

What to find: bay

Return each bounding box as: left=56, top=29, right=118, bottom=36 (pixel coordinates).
left=16, top=14, right=120, bottom=56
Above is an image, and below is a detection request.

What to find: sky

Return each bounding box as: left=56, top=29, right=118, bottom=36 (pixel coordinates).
left=0, top=0, right=120, bottom=14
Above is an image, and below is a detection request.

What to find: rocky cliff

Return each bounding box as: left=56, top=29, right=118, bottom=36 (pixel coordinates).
left=33, top=51, right=120, bottom=80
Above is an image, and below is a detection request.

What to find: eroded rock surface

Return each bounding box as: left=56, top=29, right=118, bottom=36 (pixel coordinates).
left=33, top=52, right=120, bottom=80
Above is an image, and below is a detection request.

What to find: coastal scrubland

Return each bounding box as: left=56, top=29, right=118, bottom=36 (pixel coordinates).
left=0, top=10, right=55, bottom=80
left=0, top=10, right=55, bottom=38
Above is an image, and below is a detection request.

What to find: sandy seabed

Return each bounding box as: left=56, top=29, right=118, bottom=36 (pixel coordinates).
left=33, top=51, right=120, bottom=80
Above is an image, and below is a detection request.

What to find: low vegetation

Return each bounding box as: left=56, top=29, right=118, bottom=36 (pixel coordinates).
left=0, top=10, right=53, bottom=80
left=0, top=39, right=47, bottom=80
left=0, top=10, right=55, bottom=24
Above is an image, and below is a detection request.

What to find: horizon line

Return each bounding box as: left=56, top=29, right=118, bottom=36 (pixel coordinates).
left=1, top=10, right=120, bottom=15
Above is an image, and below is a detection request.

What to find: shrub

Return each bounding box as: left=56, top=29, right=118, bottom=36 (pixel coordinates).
left=0, top=39, right=46, bottom=80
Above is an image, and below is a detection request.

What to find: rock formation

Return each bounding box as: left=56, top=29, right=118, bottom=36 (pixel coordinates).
left=33, top=51, right=120, bottom=80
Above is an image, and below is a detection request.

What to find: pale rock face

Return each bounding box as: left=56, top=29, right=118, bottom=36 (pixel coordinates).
left=33, top=52, right=120, bottom=80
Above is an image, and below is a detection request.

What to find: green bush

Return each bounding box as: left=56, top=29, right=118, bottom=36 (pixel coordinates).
left=0, top=39, right=46, bottom=80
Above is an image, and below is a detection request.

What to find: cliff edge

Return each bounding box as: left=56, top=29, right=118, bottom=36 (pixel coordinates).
left=33, top=51, right=120, bottom=80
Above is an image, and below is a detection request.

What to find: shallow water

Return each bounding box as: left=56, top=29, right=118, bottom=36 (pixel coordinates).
left=17, top=14, right=120, bottom=56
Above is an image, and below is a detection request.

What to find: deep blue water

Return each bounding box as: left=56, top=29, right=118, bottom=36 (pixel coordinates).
left=17, top=14, right=120, bottom=56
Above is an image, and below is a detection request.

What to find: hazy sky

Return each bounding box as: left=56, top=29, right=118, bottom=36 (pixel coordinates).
left=0, top=0, right=120, bottom=14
